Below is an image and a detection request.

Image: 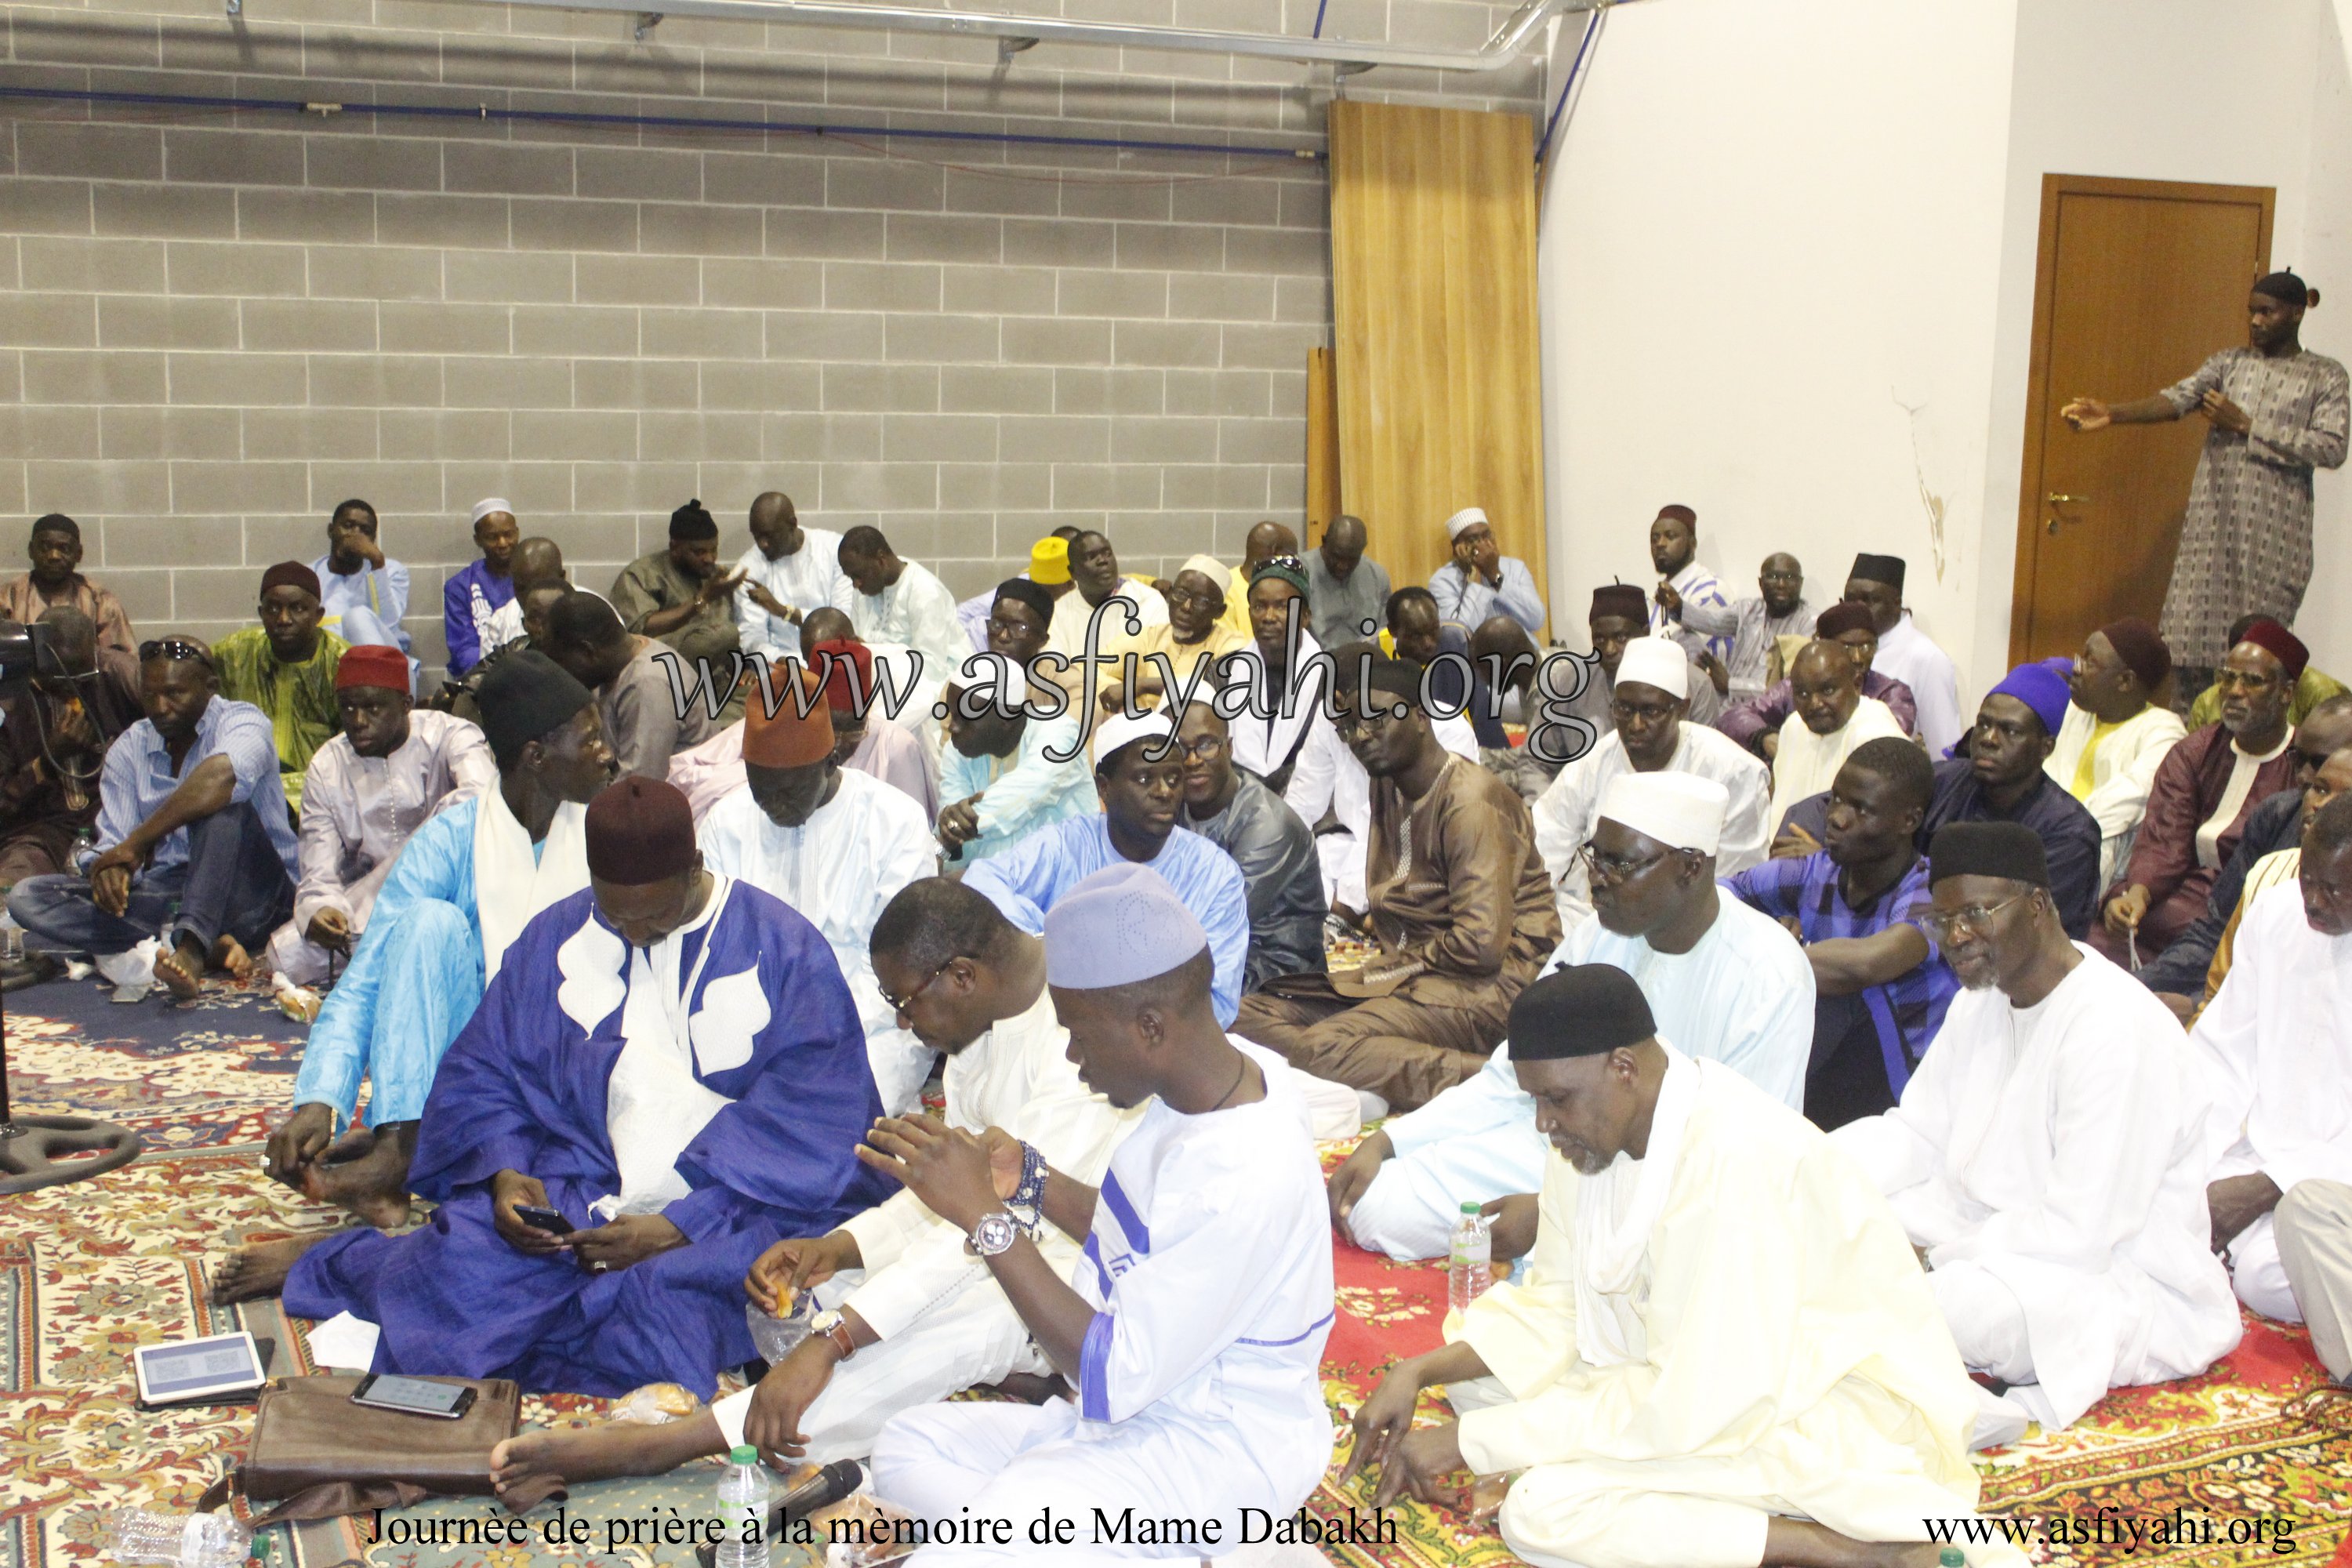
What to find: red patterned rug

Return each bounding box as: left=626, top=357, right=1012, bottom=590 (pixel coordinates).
left=5, top=999, right=2351, bottom=1568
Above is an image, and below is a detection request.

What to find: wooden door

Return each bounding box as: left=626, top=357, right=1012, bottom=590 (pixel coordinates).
left=2009, top=174, right=2272, bottom=663
left=1328, top=101, right=1548, bottom=633
left=1305, top=347, right=1341, bottom=550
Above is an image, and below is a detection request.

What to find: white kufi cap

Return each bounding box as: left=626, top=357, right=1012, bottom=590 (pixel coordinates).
left=470, top=497, right=515, bottom=525
left=1613, top=635, right=1690, bottom=701
left=1178, top=554, right=1232, bottom=594
left=1443, top=506, right=1489, bottom=540
left=1094, top=706, right=1178, bottom=768
left=1596, top=770, right=1727, bottom=857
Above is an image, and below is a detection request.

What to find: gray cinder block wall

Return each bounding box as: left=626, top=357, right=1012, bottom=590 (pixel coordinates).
left=0, top=0, right=1541, bottom=670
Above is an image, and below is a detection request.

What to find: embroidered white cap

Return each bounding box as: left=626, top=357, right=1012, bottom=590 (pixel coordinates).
left=1597, top=770, right=1727, bottom=857
left=1613, top=635, right=1690, bottom=701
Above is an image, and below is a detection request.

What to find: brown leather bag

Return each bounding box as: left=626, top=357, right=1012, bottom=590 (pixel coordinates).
left=200, top=1374, right=533, bottom=1523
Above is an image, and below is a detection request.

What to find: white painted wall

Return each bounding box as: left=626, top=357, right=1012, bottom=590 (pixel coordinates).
left=1537, top=0, right=2352, bottom=709
left=1980, top=0, right=2342, bottom=677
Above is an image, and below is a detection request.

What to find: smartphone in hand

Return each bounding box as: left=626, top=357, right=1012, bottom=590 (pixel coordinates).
left=513, top=1203, right=569, bottom=1235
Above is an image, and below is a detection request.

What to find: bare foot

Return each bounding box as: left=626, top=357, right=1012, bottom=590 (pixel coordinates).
left=211, top=935, right=254, bottom=982
left=491, top=1410, right=724, bottom=1503
left=312, top=1123, right=419, bottom=1230
left=211, top=1233, right=332, bottom=1305
left=153, top=938, right=205, bottom=1001
left=1762, top=1519, right=1947, bottom=1568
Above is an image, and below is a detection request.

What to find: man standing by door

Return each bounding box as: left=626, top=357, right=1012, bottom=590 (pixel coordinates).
left=2062, top=271, right=2348, bottom=691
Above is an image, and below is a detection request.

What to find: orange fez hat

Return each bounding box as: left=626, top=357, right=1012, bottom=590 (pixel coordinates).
left=744, top=666, right=834, bottom=768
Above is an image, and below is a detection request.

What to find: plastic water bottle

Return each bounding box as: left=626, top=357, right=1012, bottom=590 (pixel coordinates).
left=106, top=1511, right=252, bottom=1568
left=1447, top=1201, right=1492, bottom=1316
left=713, top=1445, right=773, bottom=1568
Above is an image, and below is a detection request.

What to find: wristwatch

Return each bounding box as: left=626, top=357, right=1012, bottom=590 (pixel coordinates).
left=809, top=1308, right=857, bottom=1362
left=967, top=1210, right=1021, bottom=1258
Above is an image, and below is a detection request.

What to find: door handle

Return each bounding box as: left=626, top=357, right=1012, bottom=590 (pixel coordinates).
left=2045, top=492, right=2088, bottom=504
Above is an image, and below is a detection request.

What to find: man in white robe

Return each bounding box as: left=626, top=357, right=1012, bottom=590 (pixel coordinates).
left=258, top=652, right=616, bottom=1227
left=1330, top=770, right=1813, bottom=1262
left=1770, top=640, right=1908, bottom=834
left=265, top=645, right=496, bottom=985
left=733, top=492, right=855, bottom=661
left=864, top=863, right=1334, bottom=1561
left=697, top=675, right=938, bottom=1115
left=1533, top=635, right=1770, bottom=928
left=2194, top=794, right=2352, bottom=1343
left=481, top=877, right=1141, bottom=1494
left=1345, top=963, right=2003, bottom=1568
left=1835, top=822, right=2240, bottom=1443
left=1846, top=553, right=1964, bottom=757
left=837, top=525, right=969, bottom=688
left=2045, top=618, right=2187, bottom=884
left=1045, top=529, right=1169, bottom=670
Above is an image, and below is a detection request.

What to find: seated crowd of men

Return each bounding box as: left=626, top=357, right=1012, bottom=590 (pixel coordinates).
left=13, top=488, right=2352, bottom=1568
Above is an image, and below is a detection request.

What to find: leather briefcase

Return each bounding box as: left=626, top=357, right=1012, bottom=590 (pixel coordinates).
left=200, top=1374, right=532, bottom=1523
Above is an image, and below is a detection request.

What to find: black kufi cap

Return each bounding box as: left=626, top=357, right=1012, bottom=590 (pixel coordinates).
left=2253, top=270, right=2310, bottom=306
left=1508, top=964, right=1657, bottom=1061
left=476, top=648, right=595, bottom=769
left=1850, top=553, right=1906, bottom=591
left=993, top=578, right=1056, bottom=628
left=1928, top=820, right=2049, bottom=890
left=668, top=499, right=720, bottom=541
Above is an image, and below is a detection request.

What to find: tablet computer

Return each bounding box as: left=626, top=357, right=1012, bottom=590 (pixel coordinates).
left=133, top=1331, right=267, bottom=1406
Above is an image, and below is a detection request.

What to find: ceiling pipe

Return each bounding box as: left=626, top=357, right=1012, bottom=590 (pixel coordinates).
left=437, top=0, right=1615, bottom=74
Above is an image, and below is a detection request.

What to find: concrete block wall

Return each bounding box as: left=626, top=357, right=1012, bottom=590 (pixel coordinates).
left=0, top=0, right=1542, bottom=670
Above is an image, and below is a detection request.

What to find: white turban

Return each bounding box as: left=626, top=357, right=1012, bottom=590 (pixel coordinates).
left=470, top=497, right=515, bottom=525
left=1443, top=506, right=1489, bottom=540
left=1094, top=706, right=1177, bottom=767
left=1178, top=554, right=1232, bottom=594
left=1597, top=771, right=1727, bottom=857
left=1613, top=635, right=1690, bottom=701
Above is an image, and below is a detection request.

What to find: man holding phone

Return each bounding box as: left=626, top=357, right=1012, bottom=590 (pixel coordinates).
left=217, top=777, right=890, bottom=1404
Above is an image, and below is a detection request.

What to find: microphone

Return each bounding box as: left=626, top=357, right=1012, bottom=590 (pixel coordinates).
left=773, top=1459, right=863, bottom=1531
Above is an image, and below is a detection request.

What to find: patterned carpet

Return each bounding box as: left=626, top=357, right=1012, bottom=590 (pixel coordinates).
left=5, top=976, right=2352, bottom=1568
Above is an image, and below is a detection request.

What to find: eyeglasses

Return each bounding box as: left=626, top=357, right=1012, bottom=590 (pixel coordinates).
left=1334, top=704, right=1406, bottom=738
left=138, top=638, right=212, bottom=668
left=985, top=615, right=1041, bottom=640
left=1166, top=586, right=1224, bottom=612
left=1921, top=891, right=2033, bottom=942
left=878, top=956, right=959, bottom=1014
left=1577, top=840, right=1695, bottom=884
left=2212, top=667, right=2280, bottom=692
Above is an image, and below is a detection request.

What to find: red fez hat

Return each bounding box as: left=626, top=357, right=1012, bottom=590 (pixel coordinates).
left=811, top=638, right=874, bottom=716
left=585, top=775, right=697, bottom=884
left=1814, top=601, right=1877, bottom=641
left=1655, top=503, right=1697, bottom=526
left=260, top=561, right=322, bottom=601
left=2236, top=619, right=2310, bottom=683
left=333, top=644, right=410, bottom=694
left=2095, top=617, right=2171, bottom=692
left=745, top=666, right=833, bottom=769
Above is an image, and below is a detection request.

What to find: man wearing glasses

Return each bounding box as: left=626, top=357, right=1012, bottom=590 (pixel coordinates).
left=7, top=636, right=296, bottom=1000
left=2199, top=793, right=2352, bottom=1388
left=1835, top=822, right=2239, bottom=1449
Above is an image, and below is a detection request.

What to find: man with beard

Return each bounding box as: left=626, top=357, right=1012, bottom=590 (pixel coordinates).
left=1727, top=739, right=1957, bottom=1129
left=609, top=499, right=746, bottom=670
left=1047, top=531, right=1169, bottom=670
left=1835, top=822, right=2239, bottom=1446
left=261, top=644, right=496, bottom=986
left=1679, top=550, right=1812, bottom=703
left=9, top=635, right=296, bottom=999
left=697, top=672, right=937, bottom=1115
left=1236, top=653, right=1558, bottom=1116
left=214, top=562, right=350, bottom=811
left=250, top=652, right=615, bottom=1226
left=1174, top=699, right=1325, bottom=990
left=1092, top=554, right=1247, bottom=717
left=2100, top=619, right=2303, bottom=961
left=1226, top=555, right=1330, bottom=793
left=1534, top=636, right=1771, bottom=928
left=0, top=607, right=140, bottom=893
left=1642, top=503, right=1731, bottom=664
left=1327, top=769, right=1810, bottom=1262
left=964, top=709, right=1248, bottom=1026
left=2198, top=794, right=2352, bottom=1375
left=476, top=877, right=1142, bottom=1493
left=1345, top=964, right=1998, bottom=1568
